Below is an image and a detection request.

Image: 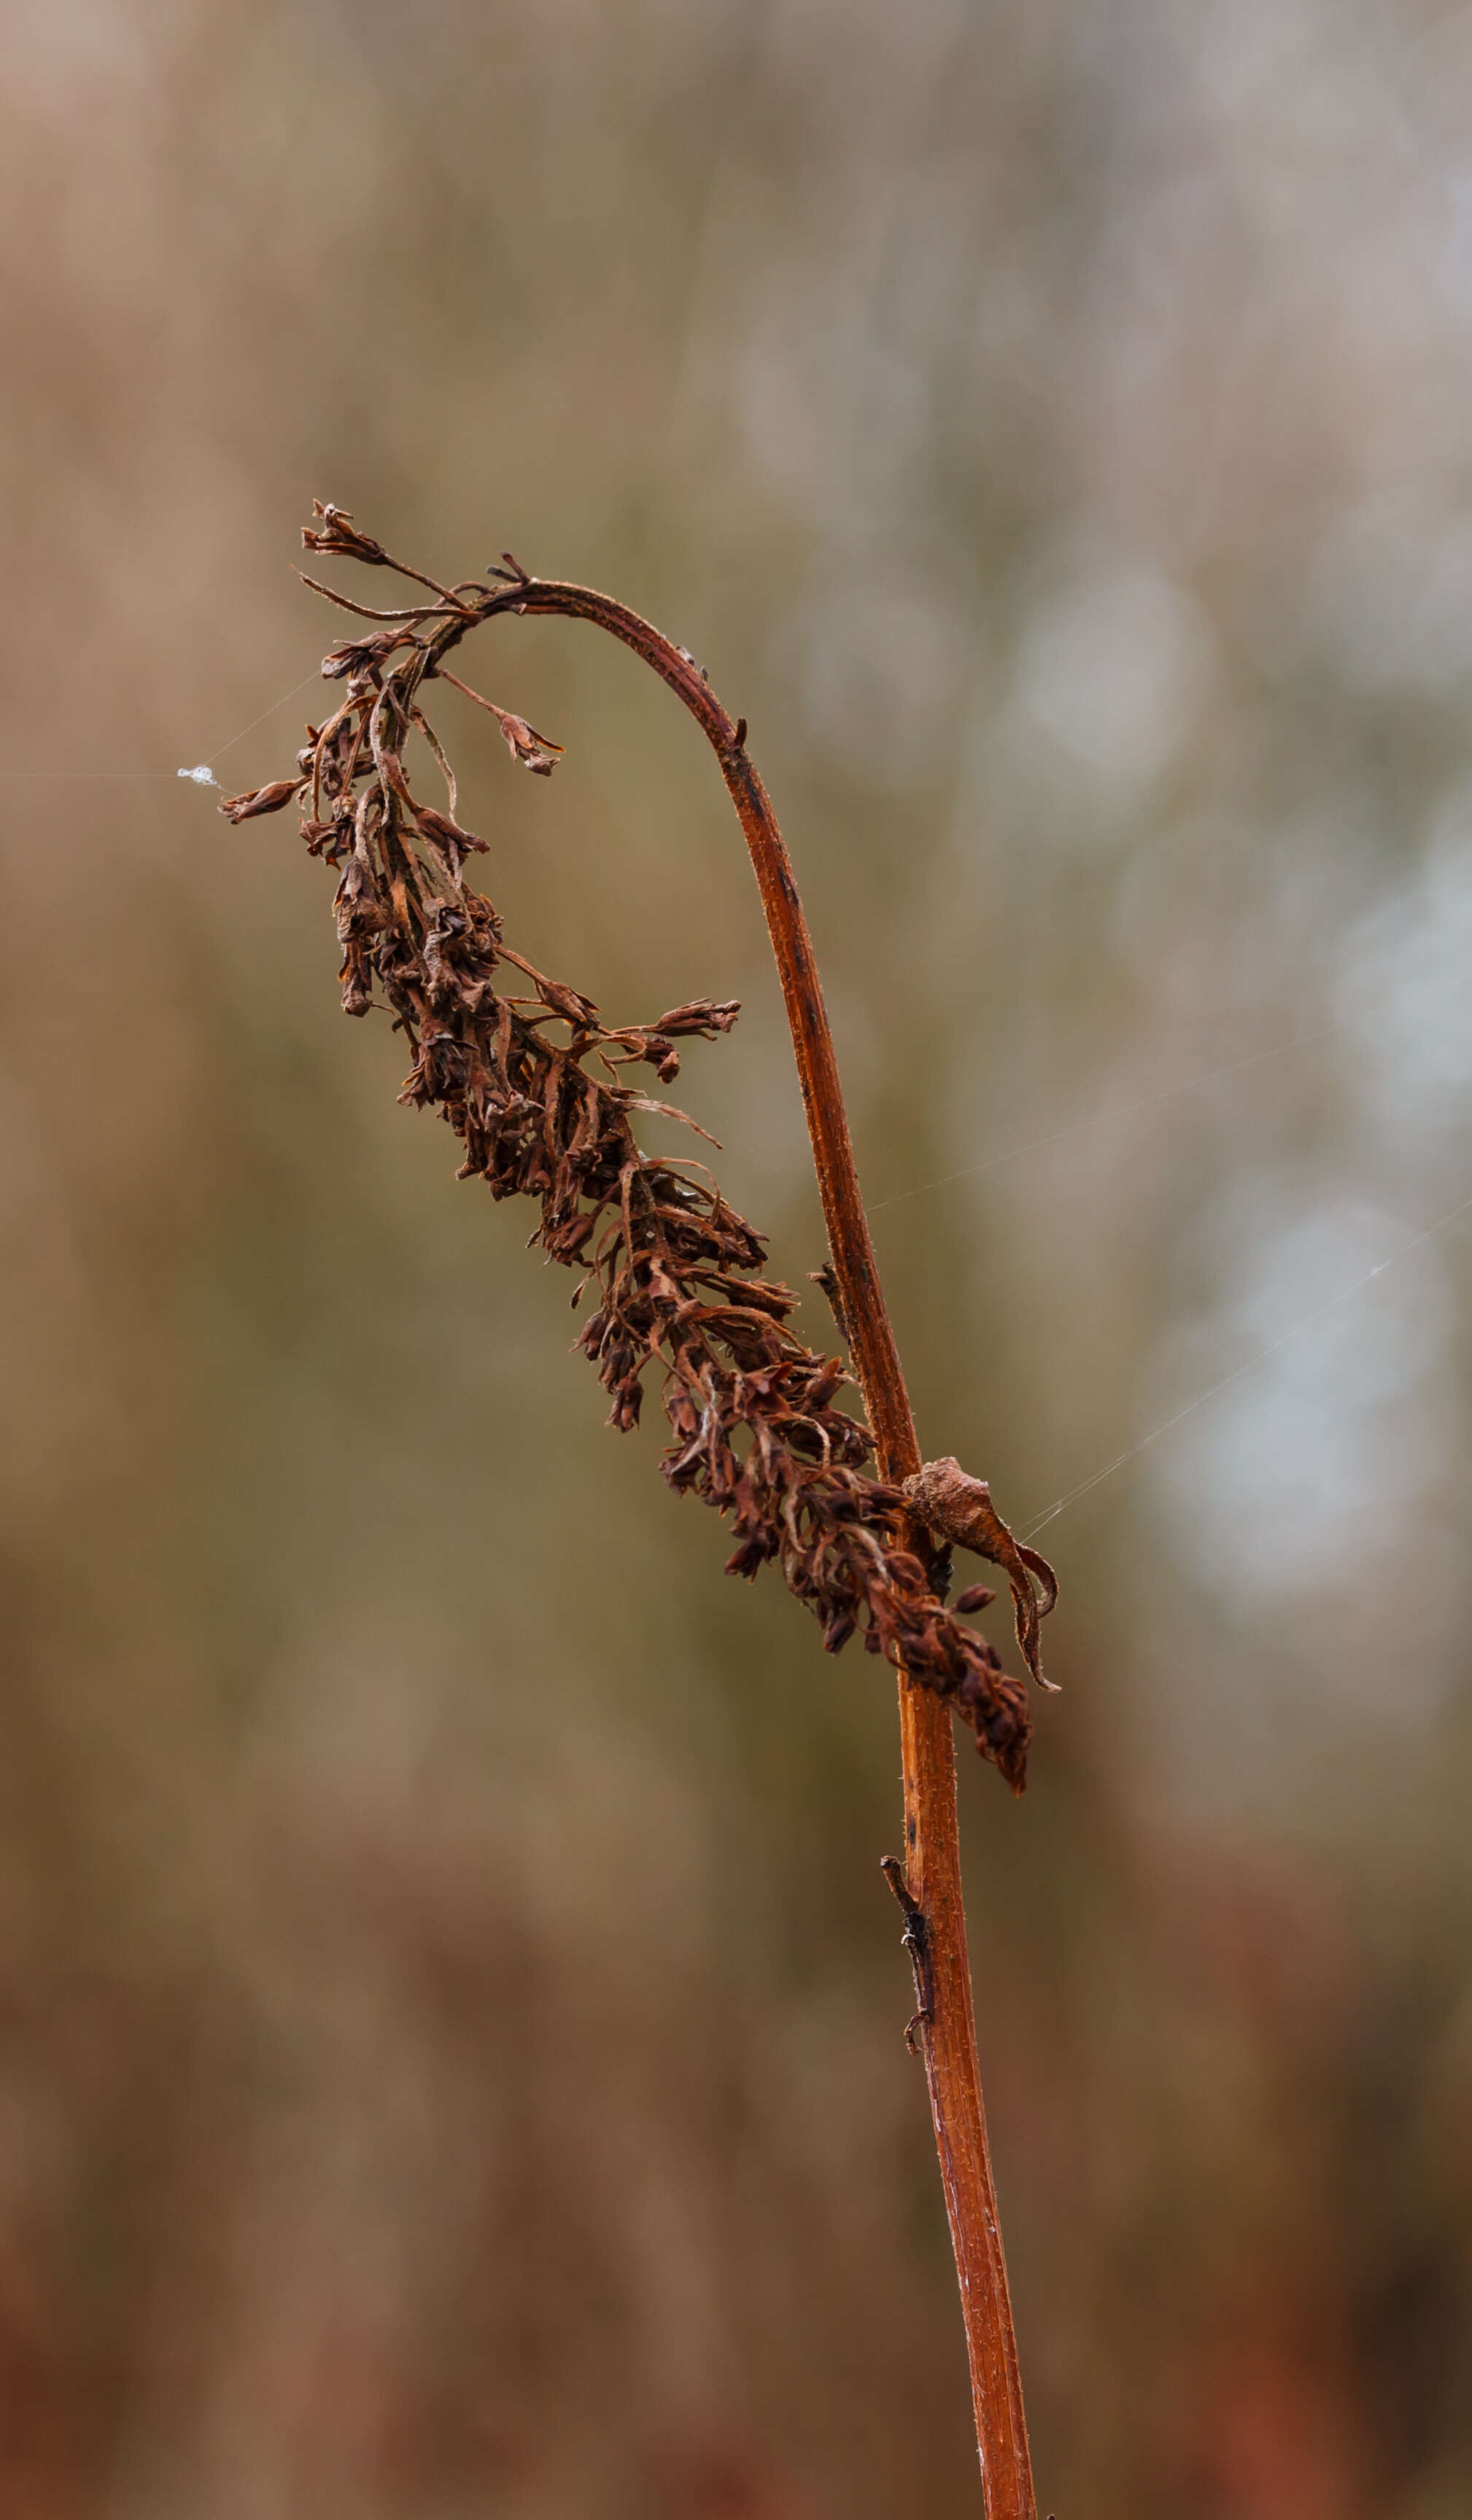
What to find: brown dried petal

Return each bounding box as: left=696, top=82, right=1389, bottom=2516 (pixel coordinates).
left=901, top=1458, right=1058, bottom=1693
left=490, top=706, right=565, bottom=777
left=217, top=779, right=301, bottom=823
left=416, top=802, right=489, bottom=856
left=302, top=500, right=387, bottom=564
left=654, top=999, right=743, bottom=1037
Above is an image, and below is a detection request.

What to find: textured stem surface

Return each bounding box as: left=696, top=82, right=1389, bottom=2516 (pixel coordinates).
left=505, top=578, right=1037, bottom=2516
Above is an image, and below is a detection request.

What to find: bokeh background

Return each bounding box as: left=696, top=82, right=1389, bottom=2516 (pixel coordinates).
left=4, top=2, right=1472, bottom=2513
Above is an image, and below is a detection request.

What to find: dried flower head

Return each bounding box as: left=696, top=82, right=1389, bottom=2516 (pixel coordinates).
left=222, top=507, right=1055, bottom=1788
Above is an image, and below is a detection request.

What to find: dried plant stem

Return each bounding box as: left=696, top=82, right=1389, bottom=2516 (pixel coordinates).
left=506, top=581, right=1037, bottom=2517
left=231, top=513, right=1045, bottom=2513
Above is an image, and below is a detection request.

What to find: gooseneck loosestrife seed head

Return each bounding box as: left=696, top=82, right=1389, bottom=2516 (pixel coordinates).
left=224, top=503, right=1055, bottom=1788
left=227, top=504, right=1056, bottom=2517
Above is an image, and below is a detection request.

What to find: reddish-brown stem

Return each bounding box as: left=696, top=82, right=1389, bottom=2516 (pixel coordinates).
left=473, top=578, right=1037, bottom=2516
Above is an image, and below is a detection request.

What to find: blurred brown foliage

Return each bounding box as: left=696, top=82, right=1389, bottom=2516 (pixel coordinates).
left=2, top=4, right=1471, bottom=2515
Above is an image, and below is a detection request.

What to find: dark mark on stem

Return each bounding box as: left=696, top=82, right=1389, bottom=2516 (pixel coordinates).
left=881, top=1854, right=934, bottom=2055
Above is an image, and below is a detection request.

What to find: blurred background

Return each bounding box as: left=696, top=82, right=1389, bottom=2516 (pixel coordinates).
left=3, top=2, right=1472, bottom=2513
